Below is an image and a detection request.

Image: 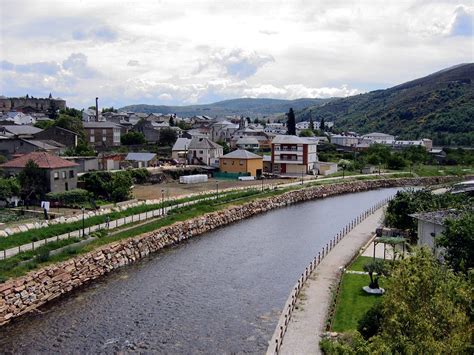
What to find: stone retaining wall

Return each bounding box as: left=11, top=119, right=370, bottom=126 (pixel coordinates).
left=0, top=176, right=462, bottom=325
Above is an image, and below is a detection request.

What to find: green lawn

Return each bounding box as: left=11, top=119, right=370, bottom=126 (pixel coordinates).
left=332, top=273, right=384, bottom=332
left=348, top=256, right=377, bottom=272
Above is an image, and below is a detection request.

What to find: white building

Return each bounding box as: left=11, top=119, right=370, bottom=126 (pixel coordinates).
left=1, top=112, right=36, bottom=125
left=187, top=136, right=223, bottom=166
left=361, top=132, right=395, bottom=144
left=330, top=135, right=360, bottom=147
left=271, top=135, right=318, bottom=174
left=264, top=122, right=287, bottom=135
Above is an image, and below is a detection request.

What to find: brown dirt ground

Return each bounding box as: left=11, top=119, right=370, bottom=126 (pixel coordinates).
left=132, top=177, right=296, bottom=200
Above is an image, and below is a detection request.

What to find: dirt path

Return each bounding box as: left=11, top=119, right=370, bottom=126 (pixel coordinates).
left=276, top=208, right=385, bottom=355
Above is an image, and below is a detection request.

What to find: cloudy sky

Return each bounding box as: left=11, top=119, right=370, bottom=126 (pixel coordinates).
left=0, top=0, right=472, bottom=109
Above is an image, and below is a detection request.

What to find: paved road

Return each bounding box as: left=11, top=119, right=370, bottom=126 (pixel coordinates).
left=278, top=208, right=385, bottom=355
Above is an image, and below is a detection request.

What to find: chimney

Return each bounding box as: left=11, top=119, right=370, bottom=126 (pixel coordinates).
left=95, top=97, right=99, bottom=122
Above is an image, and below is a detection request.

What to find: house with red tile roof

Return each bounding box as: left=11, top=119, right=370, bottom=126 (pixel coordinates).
left=0, top=152, right=79, bottom=193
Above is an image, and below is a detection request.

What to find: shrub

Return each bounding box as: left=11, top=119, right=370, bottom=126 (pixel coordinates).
left=357, top=302, right=383, bottom=340
left=130, top=168, right=150, bottom=184
left=46, top=189, right=91, bottom=207
left=35, top=249, right=50, bottom=263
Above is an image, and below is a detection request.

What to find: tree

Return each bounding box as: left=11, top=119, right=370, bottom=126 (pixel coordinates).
left=55, top=113, right=86, bottom=141
left=101, top=107, right=117, bottom=113
left=169, top=115, right=175, bottom=127
left=158, top=127, right=177, bottom=147
left=287, top=108, right=296, bottom=135
left=338, top=159, right=351, bottom=178
left=320, top=117, right=325, bottom=131
left=309, top=117, right=315, bottom=131
left=121, top=131, right=146, bottom=145
left=370, top=248, right=472, bottom=353
left=437, top=213, right=474, bottom=273
left=217, top=141, right=230, bottom=154
left=0, top=177, right=20, bottom=202
left=363, top=260, right=386, bottom=289
left=299, top=129, right=314, bottom=137
left=109, top=171, right=133, bottom=202
left=18, top=160, right=48, bottom=202
left=386, top=153, right=407, bottom=170
left=34, top=120, right=55, bottom=130
left=82, top=171, right=133, bottom=202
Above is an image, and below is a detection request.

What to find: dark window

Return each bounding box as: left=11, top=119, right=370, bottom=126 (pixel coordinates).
left=69, top=170, right=74, bottom=178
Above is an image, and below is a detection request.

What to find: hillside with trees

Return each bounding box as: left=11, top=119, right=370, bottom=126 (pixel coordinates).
left=120, top=98, right=330, bottom=118
left=298, top=63, right=474, bottom=146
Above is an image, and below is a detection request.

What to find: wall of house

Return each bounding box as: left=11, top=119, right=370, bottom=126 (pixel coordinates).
left=220, top=158, right=263, bottom=176
left=417, top=220, right=445, bottom=253
left=0, top=175, right=463, bottom=326
left=47, top=167, right=79, bottom=193
left=34, top=127, right=77, bottom=147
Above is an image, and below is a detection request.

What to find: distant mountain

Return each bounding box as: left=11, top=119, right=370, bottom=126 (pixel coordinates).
left=120, top=98, right=330, bottom=118
left=298, top=63, right=474, bottom=146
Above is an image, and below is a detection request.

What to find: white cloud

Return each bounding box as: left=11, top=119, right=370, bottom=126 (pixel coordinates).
left=0, top=0, right=472, bottom=108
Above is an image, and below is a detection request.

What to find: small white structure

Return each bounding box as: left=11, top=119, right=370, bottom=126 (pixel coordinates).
left=179, top=174, right=208, bottom=184
left=409, top=209, right=462, bottom=259
left=315, top=161, right=338, bottom=176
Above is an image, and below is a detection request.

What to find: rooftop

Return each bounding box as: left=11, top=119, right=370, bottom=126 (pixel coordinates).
left=125, top=152, right=156, bottom=161
left=222, top=149, right=262, bottom=159
left=83, top=122, right=122, bottom=129
left=272, top=135, right=316, bottom=144
left=1, top=125, right=42, bottom=136
left=188, top=137, right=222, bottom=150
left=409, top=209, right=464, bottom=225
left=0, top=151, right=78, bottom=169
left=172, top=137, right=191, bottom=151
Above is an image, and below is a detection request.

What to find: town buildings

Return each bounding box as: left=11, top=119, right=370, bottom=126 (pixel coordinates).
left=83, top=121, right=122, bottom=147
left=187, top=137, right=223, bottom=166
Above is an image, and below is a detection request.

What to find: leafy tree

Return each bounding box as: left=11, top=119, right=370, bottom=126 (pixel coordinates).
left=121, top=131, right=146, bottom=145
left=287, top=108, right=296, bottom=135
left=59, top=107, right=83, bottom=119
left=437, top=213, right=474, bottom=273
left=386, top=153, right=407, bottom=170
left=320, top=117, right=325, bottom=131
left=34, top=120, right=55, bottom=130
left=402, top=145, right=429, bottom=165
left=217, top=141, right=230, bottom=154
left=169, top=115, right=175, bottom=127
left=18, top=160, right=48, bottom=202
left=363, top=259, right=387, bottom=289
left=64, top=142, right=96, bottom=157
left=366, top=144, right=391, bottom=165
left=101, top=107, right=117, bottom=113
left=299, top=129, right=314, bottom=137
left=158, top=127, right=177, bottom=147
left=338, top=159, right=351, bottom=178
left=309, top=117, right=315, bottom=131
left=177, top=120, right=192, bottom=130
left=357, top=302, right=383, bottom=340
left=109, top=171, right=133, bottom=202
left=370, top=248, right=472, bottom=354
left=82, top=171, right=133, bottom=202
left=55, top=113, right=86, bottom=141
left=0, top=177, right=20, bottom=202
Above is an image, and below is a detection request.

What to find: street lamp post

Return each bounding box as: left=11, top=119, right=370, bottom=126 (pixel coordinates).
left=161, top=189, right=165, bottom=215
left=81, top=207, right=85, bottom=237
left=301, top=168, right=304, bottom=185
left=216, top=182, right=219, bottom=200
left=261, top=176, right=264, bottom=192
left=184, top=144, right=187, bottom=167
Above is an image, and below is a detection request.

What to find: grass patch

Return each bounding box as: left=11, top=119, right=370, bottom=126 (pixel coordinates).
left=348, top=256, right=379, bottom=272
left=332, top=273, right=384, bottom=332
left=0, top=189, right=253, bottom=252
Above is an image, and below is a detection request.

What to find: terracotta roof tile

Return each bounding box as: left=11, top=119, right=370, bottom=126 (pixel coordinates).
left=0, top=152, right=78, bottom=169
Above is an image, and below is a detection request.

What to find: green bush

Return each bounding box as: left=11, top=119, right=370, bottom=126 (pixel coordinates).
left=357, top=302, right=383, bottom=340
left=46, top=189, right=91, bottom=206
left=130, top=168, right=150, bottom=184
left=35, top=249, right=50, bottom=263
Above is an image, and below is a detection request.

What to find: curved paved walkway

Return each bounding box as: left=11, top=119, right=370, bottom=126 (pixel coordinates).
left=277, top=208, right=385, bottom=355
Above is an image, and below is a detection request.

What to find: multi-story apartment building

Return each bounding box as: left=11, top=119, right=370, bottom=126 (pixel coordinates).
left=83, top=122, right=122, bottom=147
left=271, top=135, right=318, bottom=174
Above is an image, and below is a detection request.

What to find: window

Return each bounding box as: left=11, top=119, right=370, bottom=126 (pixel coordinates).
left=102, top=135, right=107, bottom=142
left=61, top=171, right=66, bottom=179
left=223, top=161, right=227, bottom=165
left=102, top=129, right=107, bottom=135
left=199, top=150, right=203, bottom=154
left=53, top=172, right=59, bottom=180
left=69, top=170, right=74, bottom=178
left=113, top=128, right=120, bottom=143
left=90, top=135, right=95, bottom=143
left=239, top=160, right=244, bottom=165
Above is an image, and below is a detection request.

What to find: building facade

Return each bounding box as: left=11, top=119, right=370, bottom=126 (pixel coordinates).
left=0, top=97, right=66, bottom=114
left=271, top=135, right=318, bottom=174
left=83, top=122, right=122, bottom=147
left=219, top=149, right=263, bottom=177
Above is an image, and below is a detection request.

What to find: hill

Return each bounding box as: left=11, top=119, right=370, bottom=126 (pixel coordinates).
left=298, top=63, right=474, bottom=146
left=120, top=98, right=330, bottom=118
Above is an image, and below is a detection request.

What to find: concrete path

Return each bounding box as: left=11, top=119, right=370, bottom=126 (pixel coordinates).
left=278, top=208, right=385, bottom=355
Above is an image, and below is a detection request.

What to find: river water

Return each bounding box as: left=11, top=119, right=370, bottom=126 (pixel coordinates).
left=0, top=188, right=401, bottom=354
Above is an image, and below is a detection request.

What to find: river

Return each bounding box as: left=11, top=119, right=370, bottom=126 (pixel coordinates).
left=0, top=187, right=401, bottom=354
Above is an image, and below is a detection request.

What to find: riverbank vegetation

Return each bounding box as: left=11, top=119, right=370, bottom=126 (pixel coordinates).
left=322, top=249, right=472, bottom=354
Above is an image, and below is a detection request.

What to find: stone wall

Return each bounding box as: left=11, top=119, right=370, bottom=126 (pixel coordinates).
left=0, top=176, right=462, bottom=325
